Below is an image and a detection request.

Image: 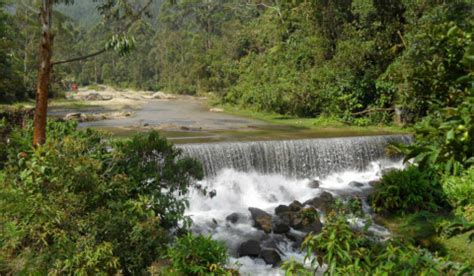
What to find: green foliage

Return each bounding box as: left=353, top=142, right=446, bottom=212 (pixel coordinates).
left=167, top=233, right=228, bottom=275
left=370, top=166, right=447, bottom=214
left=0, top=121, right=203, bottom=274
left=382, top=3, right=472, bottom=121
left=287, top=210, right=471, bottom=275
left=398, top=93, right=474, bottom=176
left=0, top=1, right=27, bottom=103
left=442, top=167, right=474, bottom=210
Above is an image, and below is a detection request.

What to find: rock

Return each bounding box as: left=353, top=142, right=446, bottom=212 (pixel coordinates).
left=292, top=207, right=322, bottom=233
left=349, top=181, right=364, bottom=188
left=304, top=191, right=335, bottom=212
left=368, top=180, right=381, bottom=187
left=275, top=205, right=291, bottom=215
left=289, top=200, right=303, bottom=212
left=249, top=207, right=272, bottom=233
left=64, top=112, right=87, bottom=122
left=285, top=231, right=305, bottom=249
left=150, top=91, right=176, bottom=100
left=226, top=213, right=241, bottom=224
left=209, top=108, right=224, bottom=113
left=238, top=240, right=261, bottom=257
left=276, top=207, right=322, bottom=234
left=84, top=92, right=112, bottom=101
left=272, top=218, right=290, bottom=234
left=308, top=179, right=321, bottom=188
left=260, top=248, right=281, bottom=266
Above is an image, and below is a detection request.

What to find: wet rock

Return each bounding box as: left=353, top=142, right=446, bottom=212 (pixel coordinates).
left=285, top=230, right=305, bottom=249
left=308, top=179, right=321, bottom=188
left=292, top=207, right=322, bottom=233
left=272, top=218, right=290, bottom=234
left=276, top=208, right=322, bottom=234
left=304, top=191, right=335, bottom=212
left=275, top=205, right=291, bottom=215
left=226, top=212, right=241, bottom=224
left=368, top=180, right=381, bottom=187
left=238, top=240, right=261, bottom=258
left=349, top=181, right=364, bottom=188
left=260, top=248, right=281, bottom=266
left=260, top=236, right=285, bottom=255
left=289, top=200, right=303, bottom=212
left=248, top=207, right=272, bottom=233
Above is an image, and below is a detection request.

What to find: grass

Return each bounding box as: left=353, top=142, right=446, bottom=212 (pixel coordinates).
left=216, top=104, right=411, bottom=134
left=376, top=211, right=474, bottom=266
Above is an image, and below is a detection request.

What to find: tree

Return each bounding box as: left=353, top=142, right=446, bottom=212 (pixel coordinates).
left=32, top=0, right=153, bottom=145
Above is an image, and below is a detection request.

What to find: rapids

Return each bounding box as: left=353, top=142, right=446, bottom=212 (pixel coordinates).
left=180, top=135, right=410, bottom=275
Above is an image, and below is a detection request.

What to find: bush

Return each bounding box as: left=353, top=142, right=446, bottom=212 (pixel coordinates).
left=370, top=166, right=447, bottom=214
left=442, top=167, right=474, bottom=210
left=0, top=121, right=203, bottom=274
left=285, top=210, right=471, bottom=275
left=167, top=233, right=228, bottom=275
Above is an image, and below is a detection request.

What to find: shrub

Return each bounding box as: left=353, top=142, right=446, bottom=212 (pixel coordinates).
left=285, top=210, right=471, bottom=275
left=442, top=167, right=474, bottom=209
left=167, top=233, right=228, bottom=275
left=370, top=166, right=447, bottom=214
left=0, top=121, right=203, bottom=274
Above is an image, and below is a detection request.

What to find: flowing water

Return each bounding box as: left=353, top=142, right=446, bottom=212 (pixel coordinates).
left=179, top=135, right=411, bottom=275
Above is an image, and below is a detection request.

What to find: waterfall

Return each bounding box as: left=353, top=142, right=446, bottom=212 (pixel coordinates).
left=182, top=134, right=411, bottom=274
left=179, top=135, right=411, bottom=178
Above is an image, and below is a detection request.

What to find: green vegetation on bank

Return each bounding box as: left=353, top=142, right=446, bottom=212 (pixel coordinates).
left=218, top=103, right=408, bottom=133
left=0, top=120, right=230, bottom=274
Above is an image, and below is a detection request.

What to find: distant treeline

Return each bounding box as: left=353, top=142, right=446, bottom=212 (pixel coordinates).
left=1, top=0, right=472, bottom=124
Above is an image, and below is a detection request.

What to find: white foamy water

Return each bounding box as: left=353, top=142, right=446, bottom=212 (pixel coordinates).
left=185, top=159, right=405, bottom=275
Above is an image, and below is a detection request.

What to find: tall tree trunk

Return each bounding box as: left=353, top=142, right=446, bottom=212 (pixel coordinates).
left=33, top=0, right=53, bottom=146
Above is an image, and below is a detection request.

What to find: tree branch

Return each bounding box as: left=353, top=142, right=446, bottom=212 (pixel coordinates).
left=52, top=48, right=106, bottom=66
left=51, top=0, right=153, bottom=66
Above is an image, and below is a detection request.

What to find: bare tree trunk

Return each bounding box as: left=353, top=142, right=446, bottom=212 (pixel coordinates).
left=33, top=0, right=53, bottom=146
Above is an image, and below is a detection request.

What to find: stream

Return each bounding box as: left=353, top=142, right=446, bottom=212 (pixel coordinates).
left=179, top=135, right=410, bottom=275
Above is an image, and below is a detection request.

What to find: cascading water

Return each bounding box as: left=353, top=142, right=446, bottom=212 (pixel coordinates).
left=179, top=135, right=411, bottom=275
left=179, top=135, right=411, bottom=178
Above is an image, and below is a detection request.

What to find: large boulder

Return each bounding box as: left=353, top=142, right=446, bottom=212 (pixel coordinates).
left=260, top=248, right=281, bottom=266
left=275, top=208, right=322, bottom=234
left=238, top=240, right=261, bottom=258
left=248, top=207, right=272, bottom=233
left=289, top=200, right=303, bottom=212
left=304, top=191, right=335, bottom=212
left=272, top=218, right=290, bottom=234
left=291, top=207, right=322, bottom=233
left=275, top=205, right=291, bottom=215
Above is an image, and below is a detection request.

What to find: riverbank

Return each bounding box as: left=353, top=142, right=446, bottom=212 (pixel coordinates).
left=2, top=86, right=411, bottom=144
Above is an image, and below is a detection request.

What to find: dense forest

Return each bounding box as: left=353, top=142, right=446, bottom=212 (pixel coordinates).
left=1, top=0, right=473, bottom=274
left=2, top=0, right=472, bottom=125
